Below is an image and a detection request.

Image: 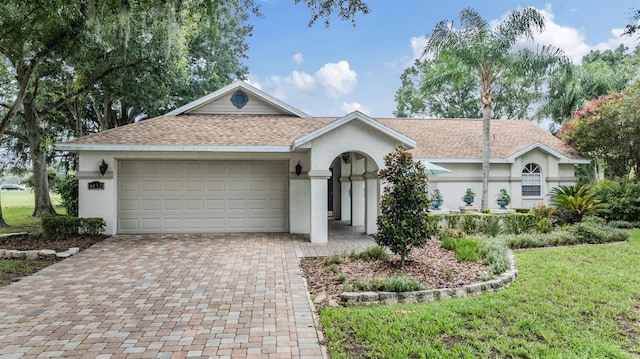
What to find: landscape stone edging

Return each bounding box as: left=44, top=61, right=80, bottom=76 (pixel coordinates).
left=0, top=233, right=80, bottom=260
left=0, top=247, right=80, bottom=260
left=339, top=250, right=518, bottom=306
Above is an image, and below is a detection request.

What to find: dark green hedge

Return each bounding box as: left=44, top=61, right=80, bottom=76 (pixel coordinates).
left=41, top=214, right=106, bottom=239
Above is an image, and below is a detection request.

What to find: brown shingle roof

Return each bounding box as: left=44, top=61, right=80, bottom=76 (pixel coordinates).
left=62, top=115, right=336, bottom=146
left=62, top=114, right=582, bottom=160
left=380, top=118, right=583, bottom=160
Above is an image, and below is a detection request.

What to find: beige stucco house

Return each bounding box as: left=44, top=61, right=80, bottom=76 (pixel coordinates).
left=56, top=81, right=587, bottom=243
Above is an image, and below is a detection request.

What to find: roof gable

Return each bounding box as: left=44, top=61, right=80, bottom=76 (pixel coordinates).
left=292, top=111, right=416, bottom=150
left=165, top=81, right=310, bottom=118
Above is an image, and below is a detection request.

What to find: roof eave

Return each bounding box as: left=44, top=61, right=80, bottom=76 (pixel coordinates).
left=55, top=144, right=292, bottom=153
left=291, top=111, right=416, bottom=150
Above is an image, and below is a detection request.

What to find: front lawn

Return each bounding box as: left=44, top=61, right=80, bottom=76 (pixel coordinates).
left=320, top=230, right=640, bottom=358
left=0, top=191, right=65, bottom=234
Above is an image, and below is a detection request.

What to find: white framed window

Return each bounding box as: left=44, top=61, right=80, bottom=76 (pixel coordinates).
left=522, top=163, right=542, bottom=197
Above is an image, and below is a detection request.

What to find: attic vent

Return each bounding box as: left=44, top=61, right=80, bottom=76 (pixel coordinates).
left=230, top=90, right=249, bottom=109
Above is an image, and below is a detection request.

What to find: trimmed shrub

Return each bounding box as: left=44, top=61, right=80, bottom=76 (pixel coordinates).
left=344, top=274, right=425, bottom=292
left=41, top=214, right=106, bottom=239
left=607, top=220, right=636, bottom=229
left=582, top=215, right=606, bottom=226
left=568, top=222, right=628, bottom=244
left=445, top=214, right=461, bottom=230
left=503, top=231, right=578, bottom=249
left=514, top=208, right=530, bottom=213
left=477, top=237, right=510, bottom=276
left=461, top=215, right=480, bottom=235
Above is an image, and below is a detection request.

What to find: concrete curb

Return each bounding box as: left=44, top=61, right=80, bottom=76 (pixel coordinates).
left=340, top=250, right=517, bottom=306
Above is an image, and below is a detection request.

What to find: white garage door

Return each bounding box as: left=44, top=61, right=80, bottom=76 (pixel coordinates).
left=117, top=160, right=288, bottom=234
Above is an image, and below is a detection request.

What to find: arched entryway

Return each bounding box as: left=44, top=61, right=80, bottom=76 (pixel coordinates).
left=309, top=150, right=380, bottom=244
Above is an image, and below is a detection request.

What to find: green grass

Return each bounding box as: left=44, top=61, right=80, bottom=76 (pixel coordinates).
left=0, top=259, right=57, bottom=286
left=0, top=192, right=65, bottom=234
left=1, top=190, right=61, bottom=208
left=320, top=230, right=640, bottom=358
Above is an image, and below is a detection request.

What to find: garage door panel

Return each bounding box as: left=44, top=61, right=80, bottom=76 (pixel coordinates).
left=164, top=180, right=182, bottom=191
left=207, top=180, right=225, bottom=191
left=185, top=199, right=204, bottom=210
left=141, top=199, right=162, bottom=211
left=118, top=160, right=288, bottom=233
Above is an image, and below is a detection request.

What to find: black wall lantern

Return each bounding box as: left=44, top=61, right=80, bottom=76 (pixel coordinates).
left=99, top=159, right=109, bottom=176
left=341, top=152, right=350, bottom=164
left=295, top=161, right=302, bottom=177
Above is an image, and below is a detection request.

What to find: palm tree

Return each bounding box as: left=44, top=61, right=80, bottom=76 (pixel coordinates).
left=423, top=7, right=569, bottom=208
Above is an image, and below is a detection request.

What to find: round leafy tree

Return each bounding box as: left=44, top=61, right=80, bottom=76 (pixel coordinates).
left=374, top=145, right=433, bottom=267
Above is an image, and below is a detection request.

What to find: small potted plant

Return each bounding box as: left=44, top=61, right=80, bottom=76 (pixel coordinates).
left=496, top=188, right=511, bottom=209
left=462, top=188, right=475, bottom=206
left=431, top=189, right=443, bottom=210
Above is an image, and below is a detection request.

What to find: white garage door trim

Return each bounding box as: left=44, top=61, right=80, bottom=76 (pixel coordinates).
left=117, top=160, right=289, bottom=234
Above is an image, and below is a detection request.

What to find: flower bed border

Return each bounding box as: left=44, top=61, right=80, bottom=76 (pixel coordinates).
left=339, top=250, right=517, bottom=306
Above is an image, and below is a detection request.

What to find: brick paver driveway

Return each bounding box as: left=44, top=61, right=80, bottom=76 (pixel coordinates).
left=0, top=234, right=325, bottom=358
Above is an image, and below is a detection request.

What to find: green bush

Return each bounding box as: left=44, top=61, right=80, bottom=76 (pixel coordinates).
left=607, top=220, right=636, bottom=229
left=461, top=215, right=480, bottom=235
left=440, top=237, right=481, bottom=262
left=568, top=222, right=628, bottom=244
left=437, top=227, right=464, bottom=239
left=503, top=214, right=535, bottom=234
left=477, top=237, right=510, bottom=276
left=534, top=217, right=553, bottom=234
left=550, top=184, right=604, bottom=224
left=514, top=208, right=530, bottom=213
left=481, top=216, right=502, bottom=237
left=582, top=215, right=606, bottom=226
left=54, top=175, right=79, bottom=217
left=445, top=214, right=461, bottom=230
left=344, top=274, right=425, bottom=292
left=41, top=214, right=106, bottom=239
left=374, top=146, right=433, bottom=267
left=349, top=246, right=389, bottom=261
left=503, top=231, right=578, bottom=249
left=594, top=179, right=640, bottom=222
left=324, top=254, right=342, bottom=265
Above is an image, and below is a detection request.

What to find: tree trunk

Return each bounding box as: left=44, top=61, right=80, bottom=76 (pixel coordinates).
left=481, top=105, right=491, bottom=209
left=0, top=196, right=8, bottom=227
left=24, top=94, right=56, bottom=217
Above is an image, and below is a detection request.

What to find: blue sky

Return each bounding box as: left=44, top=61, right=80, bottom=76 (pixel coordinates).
left=244, top=1, right=638, bottom=118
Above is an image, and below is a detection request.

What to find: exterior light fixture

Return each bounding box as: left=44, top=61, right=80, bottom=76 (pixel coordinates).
left=295, top=161, right=302, bottom=177
left=99, top=159, right=108, bottom=176
left=341, top=152, right=350, bottom=164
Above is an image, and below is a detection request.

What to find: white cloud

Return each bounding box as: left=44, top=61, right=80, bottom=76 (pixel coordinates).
left=292, top=52, right=304, bottom=65
left=404, top=6, right=638, bottom=69
left=410, top=36, right=428, bottom=61
left=315, top=60, right=358, bottom=98
left=341, top=102, right=368, bottom=113
left=268, top=70, right=317, bottom=99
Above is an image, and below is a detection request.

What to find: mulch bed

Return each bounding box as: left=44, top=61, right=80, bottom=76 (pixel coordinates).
left=0, top=233, right=108, bottom=252
left=300, top=239, right=489, bottom=306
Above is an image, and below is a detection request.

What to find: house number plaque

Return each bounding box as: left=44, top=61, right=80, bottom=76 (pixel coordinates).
left=88, top=181, right=105, bottom=190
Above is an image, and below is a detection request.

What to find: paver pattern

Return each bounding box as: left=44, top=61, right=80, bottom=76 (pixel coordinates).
left=0, top=234, right=325, bottom=359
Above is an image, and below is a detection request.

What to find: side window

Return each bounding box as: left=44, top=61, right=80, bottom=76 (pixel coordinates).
left=522, top=163, right=542, bottom=197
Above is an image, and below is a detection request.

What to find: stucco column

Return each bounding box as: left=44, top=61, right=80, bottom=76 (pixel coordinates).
left=364, top=171, right=379, bottom=235
left=309, top=169, right=331, bottom=244
left=339, top=157, right=352, bottom=221
left=350, top=157, right=365, bottom=227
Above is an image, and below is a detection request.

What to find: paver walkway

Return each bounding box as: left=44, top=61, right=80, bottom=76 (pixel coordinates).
left=0, top=234, right=326, bottom=359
